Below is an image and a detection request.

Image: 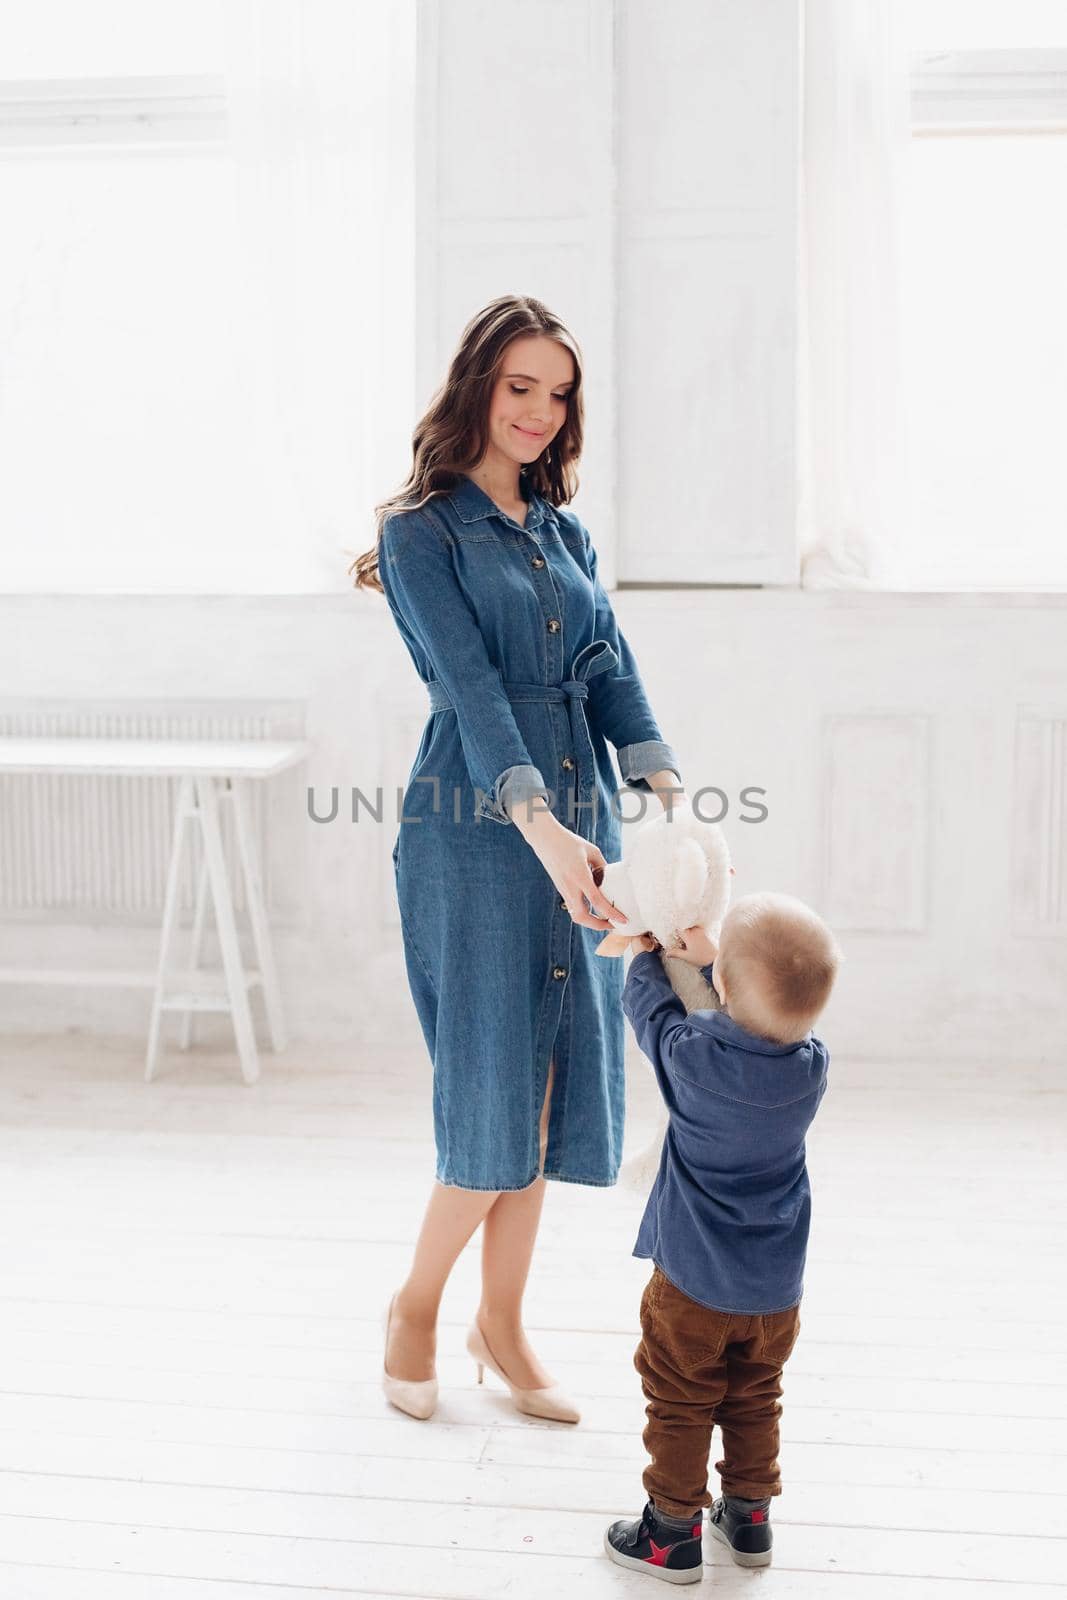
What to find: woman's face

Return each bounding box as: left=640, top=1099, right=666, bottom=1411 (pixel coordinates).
left=484, top=335, right=576, bottom=475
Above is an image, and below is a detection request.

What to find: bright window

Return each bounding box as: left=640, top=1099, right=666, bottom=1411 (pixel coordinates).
left=0, top=2, right=413, bottom=595
left=900, top=0, right=1067, bottom=589
left=0, top=5, right=296, bottom=593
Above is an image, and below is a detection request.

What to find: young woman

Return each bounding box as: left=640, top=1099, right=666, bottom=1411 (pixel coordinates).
left=351, top=294, right=686, bottom=1424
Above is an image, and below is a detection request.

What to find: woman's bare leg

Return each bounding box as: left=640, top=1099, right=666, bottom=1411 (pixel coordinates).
left=390, top=1059, right=558, bottom=1387
left=388, top=1182, right=498, bottom=1381
left=475, top=1057, right=557, bottom=1390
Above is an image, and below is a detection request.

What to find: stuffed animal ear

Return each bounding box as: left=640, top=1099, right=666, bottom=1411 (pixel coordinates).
left=594, top=931, right=631, bottom=958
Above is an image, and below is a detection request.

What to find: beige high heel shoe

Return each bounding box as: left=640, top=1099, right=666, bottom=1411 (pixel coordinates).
left=381, top=1293, right=438, bottom=1420
left=466, top=1315, right=580, bottom=1424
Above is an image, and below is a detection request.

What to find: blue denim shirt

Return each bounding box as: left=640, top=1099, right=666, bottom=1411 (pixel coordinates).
left=623, top=949, right=829, bottom=1314
left=378, top=474, right=682, bottom=1190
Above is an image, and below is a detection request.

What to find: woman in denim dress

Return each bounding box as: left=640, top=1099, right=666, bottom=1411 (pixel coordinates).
left=351, top=295, right=685, bottom=1423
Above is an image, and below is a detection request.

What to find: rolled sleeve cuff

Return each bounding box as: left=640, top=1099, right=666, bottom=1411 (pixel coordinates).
left=475, top=764, right=552, bottom=826
left=617, top=739, right=683, bottom=794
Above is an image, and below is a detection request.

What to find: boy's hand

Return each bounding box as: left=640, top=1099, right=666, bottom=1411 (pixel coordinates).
left=667, top=924, right=719, bottom=968
left=629, top=933, right=660, bottom=956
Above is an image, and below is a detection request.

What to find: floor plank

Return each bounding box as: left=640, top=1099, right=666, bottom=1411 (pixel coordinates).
left=2, top=1032, right=1065, bottom=1596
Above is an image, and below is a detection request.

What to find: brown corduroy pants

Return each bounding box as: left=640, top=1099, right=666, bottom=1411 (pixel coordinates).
left=633, top=1265, right=802, bottom=1518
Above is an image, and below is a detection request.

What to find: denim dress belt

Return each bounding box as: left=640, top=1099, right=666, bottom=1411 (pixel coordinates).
left=426, top=637, right=621, bottom=828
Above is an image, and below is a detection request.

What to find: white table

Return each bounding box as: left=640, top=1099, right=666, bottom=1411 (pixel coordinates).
left=0, top=737, right=312, bottom=1084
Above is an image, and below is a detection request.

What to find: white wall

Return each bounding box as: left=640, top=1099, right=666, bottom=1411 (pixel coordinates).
left=415, top=0, right=618, bottom=571
left=418, top=0, right=799, bottom=586
left=616, top=0, right=800, bottom=584
left=1, top=590, right=1064, bottom=1065
left=1, top=1, right=1063, bottom=1067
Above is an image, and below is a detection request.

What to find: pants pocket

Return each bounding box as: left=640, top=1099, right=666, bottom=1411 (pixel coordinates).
left=638, top=1268, right=662, bottom=1328
left=759, top=1303, right=801, bottom=1365
left=650, top=1273, right=732, bottom=1375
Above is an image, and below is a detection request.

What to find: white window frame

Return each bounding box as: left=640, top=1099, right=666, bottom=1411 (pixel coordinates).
left=0, top=75, right=226, bottom=152
left=910, top=47, right=1067, bottom=134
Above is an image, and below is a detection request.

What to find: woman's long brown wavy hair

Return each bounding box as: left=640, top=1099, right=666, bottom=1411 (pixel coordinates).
left=348, top=294, right=585, bottom=593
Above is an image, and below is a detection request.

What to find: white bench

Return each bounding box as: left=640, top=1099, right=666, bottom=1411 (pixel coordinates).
left=0, top=736, right=312, bottom=1084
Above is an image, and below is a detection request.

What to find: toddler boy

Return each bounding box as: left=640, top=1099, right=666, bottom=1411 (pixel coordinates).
left=605, top=892, right=840, bottom=1584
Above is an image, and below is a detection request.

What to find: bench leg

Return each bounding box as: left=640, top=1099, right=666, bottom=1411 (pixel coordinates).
left=196, top=774, right=260, bottom=1085
left=146, top=773, right=195, bottom=1083
left=230, top=775, right=287, bottom=1051
left=179, top=850, right=210, bottom=1052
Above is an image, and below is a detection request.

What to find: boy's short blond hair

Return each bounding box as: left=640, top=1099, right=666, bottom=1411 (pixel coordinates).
left=717, top=893, right=841, bottom=1046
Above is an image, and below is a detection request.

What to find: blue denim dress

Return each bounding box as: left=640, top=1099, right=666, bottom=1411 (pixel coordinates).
left=379, top=473, right=681, bottom=1191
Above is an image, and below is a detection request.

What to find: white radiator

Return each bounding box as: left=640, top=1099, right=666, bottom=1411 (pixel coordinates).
left=0, top=700, right=306, bottom=922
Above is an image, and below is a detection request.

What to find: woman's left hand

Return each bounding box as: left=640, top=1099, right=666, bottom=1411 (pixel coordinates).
left=629, top=933, right=660, bottom=955
left=640, top=770, right=687, bottom=812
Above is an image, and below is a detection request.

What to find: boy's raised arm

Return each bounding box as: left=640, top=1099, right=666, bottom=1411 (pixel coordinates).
left=622, top=949, right=693, bottom=1083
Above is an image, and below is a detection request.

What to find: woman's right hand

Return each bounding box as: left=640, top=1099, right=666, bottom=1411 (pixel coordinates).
left=519, top=814, right=629, bottom=932
left=669, top=925, right=720, bottom=968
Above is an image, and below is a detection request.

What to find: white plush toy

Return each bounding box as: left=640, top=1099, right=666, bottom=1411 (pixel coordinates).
left=593, top=799, right=733, bottom=1192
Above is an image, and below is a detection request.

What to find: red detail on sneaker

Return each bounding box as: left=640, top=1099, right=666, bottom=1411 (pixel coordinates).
left=646, top=1538, right=671, bottom=1566
left=692, top=1523, right=702, bottom=1537
left=751, top=1509, right=766, bottom=1524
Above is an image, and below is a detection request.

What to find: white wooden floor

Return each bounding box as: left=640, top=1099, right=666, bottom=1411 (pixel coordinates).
left=0, top=1028, right=1065, bottom=1599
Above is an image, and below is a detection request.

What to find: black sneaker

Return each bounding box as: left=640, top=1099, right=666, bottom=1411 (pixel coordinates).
left=604, top=1498, right=704, bottom=1584
left=706, top=1494, right=772, bottom=1567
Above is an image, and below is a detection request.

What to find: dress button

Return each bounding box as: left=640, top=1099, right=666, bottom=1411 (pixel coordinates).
left=553, top=966, right=568, bottom=980
left=547, top=618, right=560, bottom=633
left=559, top=897, right=568, bottom=911
left=531, top=556, right=545, bottom=569
left=561, top=756, right=575, bottom=771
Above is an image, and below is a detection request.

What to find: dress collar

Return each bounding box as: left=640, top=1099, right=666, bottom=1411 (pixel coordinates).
left=446, top=473, right=549, bottom=533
